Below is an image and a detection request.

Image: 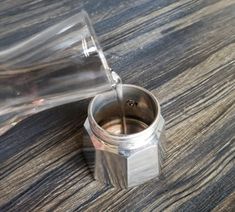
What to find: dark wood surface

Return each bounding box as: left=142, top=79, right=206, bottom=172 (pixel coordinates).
left=0, top=0, right=235, bottom=211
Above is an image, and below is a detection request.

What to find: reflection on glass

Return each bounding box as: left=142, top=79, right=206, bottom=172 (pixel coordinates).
left=0, top=10, right=114, bottom=135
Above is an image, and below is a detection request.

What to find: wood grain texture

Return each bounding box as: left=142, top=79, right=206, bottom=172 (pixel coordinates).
left=0, top=0, right=235, bottom=211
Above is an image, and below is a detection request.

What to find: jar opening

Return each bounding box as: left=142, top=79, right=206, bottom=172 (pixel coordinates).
left=89, top=84, right=159, bottom=136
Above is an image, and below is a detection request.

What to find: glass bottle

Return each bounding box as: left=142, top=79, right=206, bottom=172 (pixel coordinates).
left=0, top=10, right=115, bottom=135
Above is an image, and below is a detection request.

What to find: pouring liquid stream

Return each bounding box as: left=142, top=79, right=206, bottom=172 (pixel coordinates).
left=111, top=71, right=127, bottom=135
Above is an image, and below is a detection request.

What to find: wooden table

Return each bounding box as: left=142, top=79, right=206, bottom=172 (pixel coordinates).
left=1, top=0, right=235, bottom=211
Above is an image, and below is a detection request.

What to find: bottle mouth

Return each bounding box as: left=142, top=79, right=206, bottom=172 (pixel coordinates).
left=88, top=84, right=161, bottom=148
left=82, top=10, right=114, bottom=85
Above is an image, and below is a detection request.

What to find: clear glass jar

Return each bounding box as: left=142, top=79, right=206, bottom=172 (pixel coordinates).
left=0, top=10, right=115, bottom=135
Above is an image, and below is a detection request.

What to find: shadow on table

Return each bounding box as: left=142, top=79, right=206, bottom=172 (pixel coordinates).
left=0, top=99, right=90, bottom=161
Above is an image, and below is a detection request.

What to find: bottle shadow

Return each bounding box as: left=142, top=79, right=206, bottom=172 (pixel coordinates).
left=0, top=99, right=93, bottom=191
